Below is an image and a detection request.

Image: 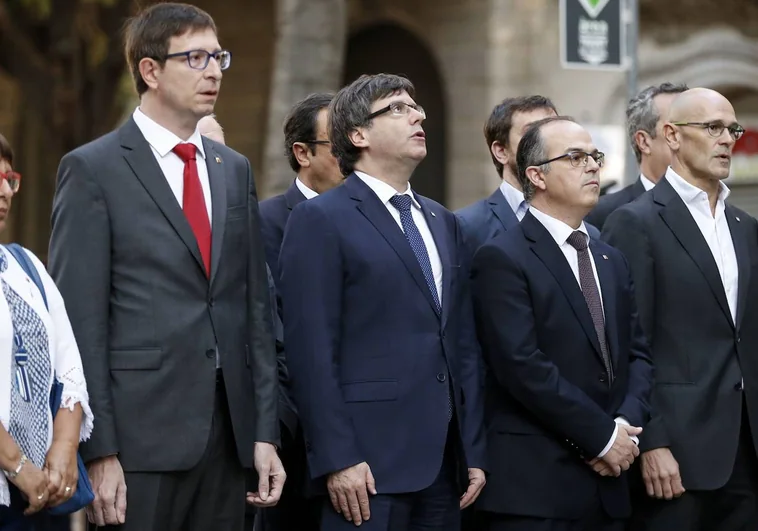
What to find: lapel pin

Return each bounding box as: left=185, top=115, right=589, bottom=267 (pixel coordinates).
left=736, top=216, right=741, bottom=222
left=602, top=254, right=609, bottom=260
left=215, top=156, right=222, bottom=164
left=430, top=211, right=436, bottom=217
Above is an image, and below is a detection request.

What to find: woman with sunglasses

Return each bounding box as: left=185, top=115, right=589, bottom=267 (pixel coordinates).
left=0, top=133, right=93, bottom=530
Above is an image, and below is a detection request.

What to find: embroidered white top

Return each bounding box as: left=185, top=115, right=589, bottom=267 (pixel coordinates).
left=0, top=246, right=93, bottom=506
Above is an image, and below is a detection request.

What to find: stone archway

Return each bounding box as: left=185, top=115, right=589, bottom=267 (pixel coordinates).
left=343, top=23, right=447, bottom=205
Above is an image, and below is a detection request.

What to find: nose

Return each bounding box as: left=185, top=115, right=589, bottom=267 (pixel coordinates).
left=586, top=155, right=601, bottom=172
left=0, top=178, right=14, bottom=199
left=409, top=108, right=424, bottom=125
left=205, top=57, right=223, bottom=81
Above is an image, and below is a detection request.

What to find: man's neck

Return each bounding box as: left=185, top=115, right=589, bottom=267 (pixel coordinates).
left=639, top=160, right=664, bottom=183
left=296, top=173, right=318, bottom=194
left=670, top=161, right=721, bottom=212
left=354, top=160, right=414, bottom=194
left=501, top=171, right=522, bottom=192
left=530, top=196, right=587, bottom=230
left=139, top=96, right=198, bottom=141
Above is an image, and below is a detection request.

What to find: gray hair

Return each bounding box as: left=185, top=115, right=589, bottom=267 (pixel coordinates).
left=626, top=82, right=688, bottom=163
left=516, top=116, right=577, bottom=201
left=328, top=73, right=415, bottom=176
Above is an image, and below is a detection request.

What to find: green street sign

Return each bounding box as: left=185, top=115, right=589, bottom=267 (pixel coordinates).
left=561, top=0, right=626, bottom=70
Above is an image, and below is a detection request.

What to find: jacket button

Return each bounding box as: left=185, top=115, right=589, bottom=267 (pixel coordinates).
left=735, top=381, right=744, bottom=391
left=437, top=373, right=446, bottom=382
left=206, top=349, right=215, bottom=359
left=208, top=298, right=215, bottom=307
left=599, top=374, right=607, bottom=383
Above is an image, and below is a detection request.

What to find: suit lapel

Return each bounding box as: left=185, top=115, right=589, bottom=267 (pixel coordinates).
left=205, top=139, right=227, bottom=287
left=347, top=175, right=440, bottom=317
left=590, top=243, right=619, bottom=365
left=285, top=180, right=307, bottom=211
left=522, top=213, right=604, bottom=363
left=726, top=205, right=750, bottom=329
left=630, top=178, right=646, bottom=200
left=488, top=189, right=519, bottom=231
left=418, top=195, right=450, bottom=325
left=655, top=180, right=733, bottom=327
left=119, top=118, right=206, bottom=276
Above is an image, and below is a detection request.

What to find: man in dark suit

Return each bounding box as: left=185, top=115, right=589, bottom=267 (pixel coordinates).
left=47, top=4, right=284, bottom=530
left=603, top=89, right=758, bottom=530
left=472, top=116, right=654, bottom=531
left=455, top=96, right=557, bottom=256
left=586, top=82, right=687, bottom=229
left=260, top=93, right=343, bottom=282
left=279, top=73, right=487, bottom=531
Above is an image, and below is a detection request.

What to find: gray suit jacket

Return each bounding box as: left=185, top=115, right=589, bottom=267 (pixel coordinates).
left=48, top=117, right=279, bottom=472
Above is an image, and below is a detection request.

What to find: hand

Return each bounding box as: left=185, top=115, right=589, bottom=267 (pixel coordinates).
left=246, top=442, right=286, bottom=508
left=7, top=459, right=50, bottom=515
left=641, top=448, right=685, bottom=500
left=85, top=455, right=127, bottom=526
left=587, top=457, right=616, bottom=477
left=327, top=462, right=377, bottom=526
left=601, top=424, right=642, bottom=476
left=459, top=468, right=486, bottom=509
left=44, top=440, right=79, bottom=507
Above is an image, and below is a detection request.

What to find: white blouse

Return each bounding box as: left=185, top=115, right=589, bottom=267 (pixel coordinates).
left=0, top=246, right=93, bottom=506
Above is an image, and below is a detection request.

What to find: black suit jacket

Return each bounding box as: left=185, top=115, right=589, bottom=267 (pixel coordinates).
left=260, top=180, right=307, bottom=281
left=586, top=178, right=647, bottom=230
left=602, top=177, right=758, bottom=490
left=471, top=211, right=653, bottom=519
left=48, top=118, right=279, bottom=470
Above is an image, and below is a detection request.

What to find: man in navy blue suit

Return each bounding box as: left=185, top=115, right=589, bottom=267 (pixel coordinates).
left=260, top=92, right=343, bottom=281
left=471, top=116, right=654, bottom=531
left=455, top=96, right=557, bottom=256
left=278, top=73, right=487, bottom=531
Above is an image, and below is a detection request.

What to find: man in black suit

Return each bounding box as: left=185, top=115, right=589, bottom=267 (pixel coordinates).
left=455, top=96, right=557, bottom=257
left=47, top=4, right=284, bottom=530
left=603, top=88, right=758, bottom=531
left=259, top=93, right=343, bottom=281
left=472, top=116, right=654, bottom=531
left=586, top=82, right=687, bottom=229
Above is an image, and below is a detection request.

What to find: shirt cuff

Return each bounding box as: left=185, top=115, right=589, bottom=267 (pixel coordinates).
left=597, top=422, right=619, bottom=458
left=615, top=416, right=639, bottom=445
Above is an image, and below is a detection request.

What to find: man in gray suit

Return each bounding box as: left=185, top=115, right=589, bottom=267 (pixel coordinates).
left=47, top=3, right=284, bottom=530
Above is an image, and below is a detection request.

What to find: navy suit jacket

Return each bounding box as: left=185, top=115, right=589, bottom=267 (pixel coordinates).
left=279, top=173, right=487, bottom=494
left=457, top=188, right=600, bottom=260
left=585, top=178, right=647, bottom=230
left=260, top=180, right=307, bottom=281
left=470, top=211, right=653, bottom=519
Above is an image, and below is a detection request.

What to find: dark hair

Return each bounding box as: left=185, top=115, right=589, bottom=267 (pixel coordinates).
left=329, top=73, right=415, bottom=176
left=484, top=95, right=557, bottom=176
left=283, top=93, right=334, bottom=172
left=627, top=82, right=689, bottom=163
left=124, top=3, right=217, bottom=96
left=516, top=116, right=577, bottom=201
left=0, top=133, right=12, bottom=166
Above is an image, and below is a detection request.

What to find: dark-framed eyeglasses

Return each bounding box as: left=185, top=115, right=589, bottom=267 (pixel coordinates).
left=0, top=171, right=21, bottom=193
left=534, top=150, right=605, bottom=169
left=671, top=121, right=745, bottom=141
left=366, top=101, right=426, bottom=121
left=304, top=140, right=331, bottom=146
left=163, top=49, right=232, bottom=71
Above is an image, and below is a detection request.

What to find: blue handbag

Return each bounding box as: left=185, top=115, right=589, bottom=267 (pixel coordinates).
left=4, top=244, right=95, bottom=515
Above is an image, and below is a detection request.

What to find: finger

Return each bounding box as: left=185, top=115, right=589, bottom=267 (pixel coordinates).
left=267, top=471, right=286, bottom=504
left=103, top=493, right=120, bottom=526
left=614, top=464, right=621, bottom=477
left=632, top=445, right=640, bottom=458
left=328, top=488, right=341, bottom=514
left=651, top=477, right=664, bottom=499
left=662, top=477, right=674, bottom=500
left=337, top=491, right=350, bottom=520
left=357, top=484, right=371, bottom=521
left=626, top=425, right=643, bottom=435
left=459, top=484, right=476, bottom=509
left=643, top=475, right=655, bottom=497
left=672, top=476, right=686, bottom=497
left=257, top=463, right=271, bottom=502
left=366, top=468, right=377, bottom=496
left=86, top=506, right=96, bottom=525
left=116, top=480, right=128, bottom=524
left=95, top=505, right=108, bottom=528
left=346, top=489, right=364, bottom=525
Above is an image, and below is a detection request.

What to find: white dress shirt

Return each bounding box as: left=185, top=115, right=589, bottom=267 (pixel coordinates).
left=665, top=167, right=738, bottom=323
left=0, top=247, right=93, bottom=506
left=133, top=107, right=213, bottom=222
left=355, top=171, right=443, bottom=304
left=639, top=174, right=656, bottom=192
left=296, top=177, right=319, bottom=199
left=500, top=180, right=529, bottom=221
left=529, top=207, right=634, bottom=456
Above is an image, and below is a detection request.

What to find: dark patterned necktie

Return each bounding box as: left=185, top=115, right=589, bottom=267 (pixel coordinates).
left=566, top=231, right=613, bottom=384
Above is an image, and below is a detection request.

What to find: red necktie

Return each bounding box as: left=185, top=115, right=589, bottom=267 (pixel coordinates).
left=173, top=143, right=211, bottom=277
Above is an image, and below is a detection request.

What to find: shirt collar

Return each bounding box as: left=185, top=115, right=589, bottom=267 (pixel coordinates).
left=639, top=173, right=656, bottom=191
left=529, top=207, right=590, bottom=248
left=355, top=171, right=420, bottom=209
left=665, top=166, right=730, bottom=206
left=295, top=177, right=319, bottom=200
left=499, top=180, right=527, bottom=216
left=133, top=107, right=206, bottom=160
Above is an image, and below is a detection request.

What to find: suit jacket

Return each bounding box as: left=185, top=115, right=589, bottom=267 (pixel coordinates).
left=471, top=211, right=653, bottom=519
left=586, top=178, right=647, bottom=230
left=278, top=173, right=487, bottom=494
left=260, top=180, right=307, bottom=281
left=602, top=177, right=758, bottom=491
left=48, top=117, right=279, bottom=471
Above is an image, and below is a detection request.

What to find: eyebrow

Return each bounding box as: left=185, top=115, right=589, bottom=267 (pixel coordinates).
left=564, top=147, right=598, bottom=154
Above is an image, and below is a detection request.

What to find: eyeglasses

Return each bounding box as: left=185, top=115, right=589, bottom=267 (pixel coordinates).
left=304, top=140, right=330, bottom=146
left=366, top=101, right=426, bottom=121
left=163, top=49, right=232, bottom=71
left=671, top=121, right=745, bottom=141
left=534, top=151, right=605, bottom=169
left=0, top=171, right=21, bottom=193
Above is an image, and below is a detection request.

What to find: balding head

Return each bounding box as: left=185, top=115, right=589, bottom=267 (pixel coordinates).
left=198, top=114, right=225, bottom=145
left=663, top=88, right=740, bottom=184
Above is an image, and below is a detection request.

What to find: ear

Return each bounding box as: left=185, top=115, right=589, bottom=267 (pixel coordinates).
left=138, top=57, right=162, bottom=91
left=526, top=166, right=547, bottom=193
left=292, top=142, right=311, bottom=168
left=634, top=130, right=653, bottom=157
left=349, top=127, right=369, bottom=149
left=662, top=123, right=680, bottom=151
left=490, top=141, right=509, bottom=171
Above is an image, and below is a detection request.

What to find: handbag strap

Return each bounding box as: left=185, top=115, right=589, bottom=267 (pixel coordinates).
left=4, top=243, right=48, bottom=310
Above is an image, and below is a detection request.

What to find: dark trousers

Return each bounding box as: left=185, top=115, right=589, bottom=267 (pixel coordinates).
left=95, top=372, right=246, bottom=531
left=0, top=485, right=70, bottom=531
left=630, top=402, right=758, bottom=531
left=319, top=428, right=460, bottom=531
left=479, top=498, right=625, bottom=531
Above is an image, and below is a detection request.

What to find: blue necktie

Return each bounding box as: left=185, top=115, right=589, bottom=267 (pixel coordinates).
left=389, top=194, right=441, bottom=312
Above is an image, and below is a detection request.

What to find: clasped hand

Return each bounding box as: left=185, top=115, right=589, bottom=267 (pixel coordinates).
left=587, top=424, right=642, bottom=477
